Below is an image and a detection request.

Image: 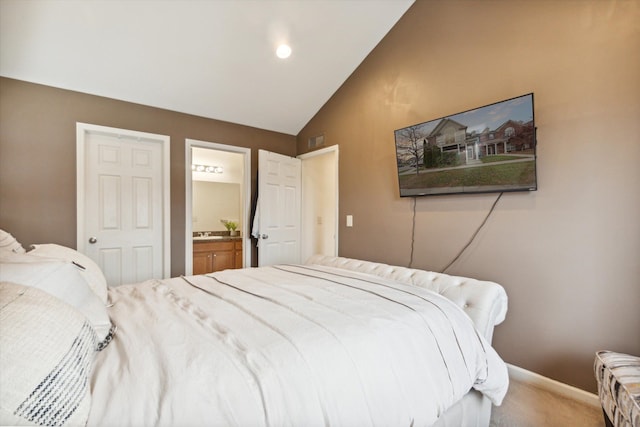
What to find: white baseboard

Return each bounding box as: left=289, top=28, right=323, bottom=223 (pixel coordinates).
left=507, top=363, right=600, bottom=408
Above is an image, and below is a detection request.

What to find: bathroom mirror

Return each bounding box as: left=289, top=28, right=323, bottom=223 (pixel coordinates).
left=192, top=181, right=240, bottom=232
left=191, top=146, right=245, bottom=235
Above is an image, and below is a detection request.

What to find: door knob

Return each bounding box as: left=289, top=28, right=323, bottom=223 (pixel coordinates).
left=261, top=234, right=269, bottom=239
left=89, top=237, right=97, bottom=244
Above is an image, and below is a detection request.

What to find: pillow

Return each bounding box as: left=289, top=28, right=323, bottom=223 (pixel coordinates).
left=0, top=252, right=112, bottom=343
left=0, top=282, right=96, bottom=426
left=28, top=243, right=108, bottom=304
left=0, top=229, right=26, bottom=254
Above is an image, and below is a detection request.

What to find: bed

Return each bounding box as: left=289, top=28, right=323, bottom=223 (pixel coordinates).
left=0, top=233, right=509, bottom=427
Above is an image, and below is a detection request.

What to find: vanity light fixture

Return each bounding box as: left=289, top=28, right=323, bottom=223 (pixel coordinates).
left=192, top=164, right=223, bottom=174
left=276, top=44, right=292, bottom=59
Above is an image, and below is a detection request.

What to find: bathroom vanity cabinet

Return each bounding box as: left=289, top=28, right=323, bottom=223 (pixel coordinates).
left=193, top=239, right=243, bottom=274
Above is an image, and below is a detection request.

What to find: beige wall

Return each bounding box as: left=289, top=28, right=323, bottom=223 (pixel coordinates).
left=298, top=0, right=640, bottom=392
left=0, top=77, right=296, bottom=273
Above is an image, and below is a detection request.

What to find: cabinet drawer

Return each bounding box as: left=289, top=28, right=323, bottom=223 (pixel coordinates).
left=193, top=241, right=234, bottom=252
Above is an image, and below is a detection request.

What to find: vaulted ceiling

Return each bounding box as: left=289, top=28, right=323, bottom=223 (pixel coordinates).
left=0, top=0, right=414, bottom=135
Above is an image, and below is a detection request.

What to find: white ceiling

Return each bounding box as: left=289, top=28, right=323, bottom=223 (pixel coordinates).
left=0, top=0, right=414, bottom=135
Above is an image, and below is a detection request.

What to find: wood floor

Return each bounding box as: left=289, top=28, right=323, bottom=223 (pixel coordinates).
left=489, top=374, right=603, bottom=427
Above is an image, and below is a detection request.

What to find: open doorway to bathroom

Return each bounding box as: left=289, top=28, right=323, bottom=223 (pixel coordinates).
left=185, top=140, right=251, bottom=275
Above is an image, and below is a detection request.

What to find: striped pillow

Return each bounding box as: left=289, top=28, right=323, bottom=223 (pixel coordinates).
left=0, top=282, right=97, bottom=426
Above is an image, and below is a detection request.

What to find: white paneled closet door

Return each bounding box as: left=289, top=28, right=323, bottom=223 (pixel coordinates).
left=77, top=123, right=170, bottom=286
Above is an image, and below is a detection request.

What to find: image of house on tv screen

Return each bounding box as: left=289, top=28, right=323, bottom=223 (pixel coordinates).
left=394, top=93, right=537, bottom=197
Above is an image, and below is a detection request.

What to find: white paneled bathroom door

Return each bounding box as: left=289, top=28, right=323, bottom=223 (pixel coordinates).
left=77, top=123, right=170, bottom=286
left=257, top=149, right=301, bottom=267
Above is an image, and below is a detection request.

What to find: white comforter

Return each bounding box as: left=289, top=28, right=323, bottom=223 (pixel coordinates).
left=88, top=264, right=508, bottom=426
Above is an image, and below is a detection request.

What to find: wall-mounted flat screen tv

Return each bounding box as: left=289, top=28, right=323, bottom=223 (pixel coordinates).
left=394, top=93, right=537, bottom=197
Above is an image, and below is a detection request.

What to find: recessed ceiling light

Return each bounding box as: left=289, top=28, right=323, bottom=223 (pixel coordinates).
left=276, top=44, right=292, bottom=59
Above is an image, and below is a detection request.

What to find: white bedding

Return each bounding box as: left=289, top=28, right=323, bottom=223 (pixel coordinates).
left=88, top=263, right=508, bottom=426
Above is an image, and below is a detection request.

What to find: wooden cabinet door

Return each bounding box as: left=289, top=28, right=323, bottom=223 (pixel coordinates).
left=212, top=250, right=235, bottom=271
left=193, top=251, right=212, bottom=275
left=234, top=241, right=243, bottom=269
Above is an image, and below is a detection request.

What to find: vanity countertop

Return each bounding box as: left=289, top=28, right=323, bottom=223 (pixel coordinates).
left=193, top=235, right=242, bottom=242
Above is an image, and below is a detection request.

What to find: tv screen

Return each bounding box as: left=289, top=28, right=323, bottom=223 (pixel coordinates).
left=394, top=93, right=537, bottom=197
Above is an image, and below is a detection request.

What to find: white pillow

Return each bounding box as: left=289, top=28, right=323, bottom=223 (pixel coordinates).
left=28, top=243, right=108, bottom=304
left=0, top=229, right=26, bottom=254
left=0, top=253, right=111, bottom=343
left=0, top=282, right=96, bottom=427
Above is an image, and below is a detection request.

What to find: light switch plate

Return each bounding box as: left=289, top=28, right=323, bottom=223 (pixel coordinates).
left=346, top=215, right=353, bottom=227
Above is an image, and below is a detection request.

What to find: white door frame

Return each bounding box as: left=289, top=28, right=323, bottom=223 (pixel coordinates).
left=185, top=139, right=251, bottom=274
left=298, top=145, right=339, bottom=257
left=76, top=122, right=171, bottom=279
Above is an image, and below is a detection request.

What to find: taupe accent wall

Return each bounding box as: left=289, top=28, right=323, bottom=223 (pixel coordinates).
left=297, top=1, right=640, bottom=392
left=0, top=77, right=296, bottom=273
